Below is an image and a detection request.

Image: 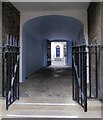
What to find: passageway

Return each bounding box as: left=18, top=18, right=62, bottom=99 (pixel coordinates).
left=22, top=15, right=84, bottom=82
left=20, top=67, right=72, bottom=103
left=20, top=15, right=85, bottom=106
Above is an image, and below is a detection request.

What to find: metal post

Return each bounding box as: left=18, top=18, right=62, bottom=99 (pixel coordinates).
left=6, top=51, right=9, bottom=110
left=95, top=46, right=98, bottom=98
left=80, top=46, right=83, bottom=105
left=13, top=48, right=16, bottom=101
left=17, top=47, right=20, bottom=100
left=89, top=47, right=91, bottom=98
left=9, top=48, right=12, bottom=104
left=72, top=47, right=75, bottom=100
left=78, top=46, right=81, bottom=104
left=83, top=46, right=87, bottom=112
left=2, top=45, right=5, bottom=97
left=77, top=47, right=79, bottom=103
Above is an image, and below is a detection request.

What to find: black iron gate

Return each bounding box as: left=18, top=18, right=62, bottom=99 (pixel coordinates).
left=72, top=44, right=103, bottom=112
left=2, top=35, right=20, bottom=110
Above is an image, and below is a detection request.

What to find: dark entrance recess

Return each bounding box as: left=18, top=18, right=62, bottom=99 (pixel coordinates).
left=2, top=34, right=20, bottom=110
left=72, top=43, right=103, bottom=112
left=47, top=40, right=51, bottom=66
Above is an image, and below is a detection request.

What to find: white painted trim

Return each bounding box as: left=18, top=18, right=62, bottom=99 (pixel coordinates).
left=7, top=115, right=78, bottom=118
left=14, top=102, right=77, bottom=106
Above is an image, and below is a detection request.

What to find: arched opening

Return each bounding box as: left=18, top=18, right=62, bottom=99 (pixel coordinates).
left=19, top=15, right=86, bottom=109
left=22, top=15, right=85, bottom=82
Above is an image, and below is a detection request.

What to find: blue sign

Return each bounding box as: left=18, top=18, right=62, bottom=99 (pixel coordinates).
left=56, top=47, right=60, bottom=57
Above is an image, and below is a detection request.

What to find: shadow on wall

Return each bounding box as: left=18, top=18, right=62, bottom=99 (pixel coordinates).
left=22, top=15, right=85, bottom=82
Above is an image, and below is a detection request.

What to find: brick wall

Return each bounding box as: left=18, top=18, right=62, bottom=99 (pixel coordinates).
left=0, top=1, right=2, bottom=96
left=88, top=2, right=101, bottom=44
left=88, top=2, right=103, bottom=100
left=100, top=2, right=103, bottom=101
left=2, top=2, right=20, bottom=43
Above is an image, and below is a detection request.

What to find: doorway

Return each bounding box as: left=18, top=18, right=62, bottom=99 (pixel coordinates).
left=51, top=41, right=67, bottom=66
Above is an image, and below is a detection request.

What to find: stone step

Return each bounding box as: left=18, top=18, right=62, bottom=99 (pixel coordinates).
left=4, top=100, right=80, bottom=111
left=1, top=98, right=101, bottom=118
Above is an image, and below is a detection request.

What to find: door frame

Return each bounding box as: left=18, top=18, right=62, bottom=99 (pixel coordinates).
left=50, top=40, right=68, bottom=66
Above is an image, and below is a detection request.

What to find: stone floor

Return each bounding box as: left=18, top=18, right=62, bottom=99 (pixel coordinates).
left=1, top=66, right=102, bottom=118
left=51, top=60, right=67, bottom=66
left=20, top=66, right=72, bottom=102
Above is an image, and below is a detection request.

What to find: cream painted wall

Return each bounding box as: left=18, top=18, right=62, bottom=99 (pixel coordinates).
left=20, top=9, right=88, bottom=82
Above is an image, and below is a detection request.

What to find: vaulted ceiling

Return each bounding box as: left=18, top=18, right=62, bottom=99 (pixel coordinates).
left=23, top=15, right=84, bottom=42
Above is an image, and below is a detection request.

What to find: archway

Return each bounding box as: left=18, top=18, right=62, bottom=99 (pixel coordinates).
left=22, top=15, right=85, bottom=82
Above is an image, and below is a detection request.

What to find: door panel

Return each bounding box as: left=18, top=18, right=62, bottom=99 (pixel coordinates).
left=56, top=47, right=60, bottom=57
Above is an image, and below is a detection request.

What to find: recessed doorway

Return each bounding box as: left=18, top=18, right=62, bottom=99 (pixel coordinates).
left=51, top=41, right=67, bottom=66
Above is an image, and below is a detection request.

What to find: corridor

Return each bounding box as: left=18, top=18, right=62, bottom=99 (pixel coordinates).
left=20, top=67, right=72, bottom=103
left=1, top=67, right=101, bottom=118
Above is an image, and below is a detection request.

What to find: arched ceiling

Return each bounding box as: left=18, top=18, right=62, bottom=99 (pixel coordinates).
left=23, top=15, right=84, bottom=42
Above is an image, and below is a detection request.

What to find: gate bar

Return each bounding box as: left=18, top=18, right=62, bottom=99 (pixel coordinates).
left=95, top=46, right=98, bottom=98
left=89, top=47, right=91, bottom=98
